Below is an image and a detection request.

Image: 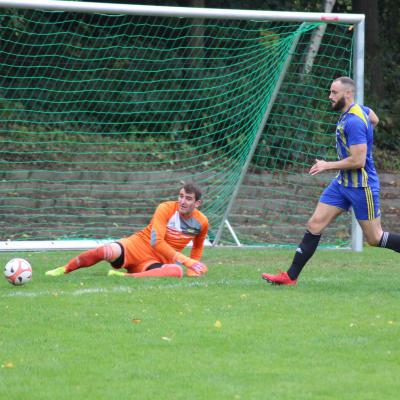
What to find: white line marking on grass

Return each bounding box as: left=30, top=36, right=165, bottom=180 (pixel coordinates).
left=0, top=279, right=257, bottom=299
left=0, top=285, right=132, bottom=298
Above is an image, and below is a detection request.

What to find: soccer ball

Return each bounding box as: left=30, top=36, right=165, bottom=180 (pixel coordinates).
left=4, top=258, right=32, bottom=286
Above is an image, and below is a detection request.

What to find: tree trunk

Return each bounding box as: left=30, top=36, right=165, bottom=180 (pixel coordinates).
left=183, top=0, right=205, bottom=68
left=301, top=0, right=336, bottom=76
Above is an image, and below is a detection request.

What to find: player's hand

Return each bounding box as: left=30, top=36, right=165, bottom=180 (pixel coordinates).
left=187, top=261, right=208, bottom=275
left=309, top=159, right=329, bottom=176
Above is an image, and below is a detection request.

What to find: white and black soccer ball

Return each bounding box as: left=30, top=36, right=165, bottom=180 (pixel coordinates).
left=4, top=258, right=32, bottom=286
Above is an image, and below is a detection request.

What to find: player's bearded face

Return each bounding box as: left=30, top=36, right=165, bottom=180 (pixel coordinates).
left=329, top=81, right=350, bottom=112
left=331, top=95, right=346, bottom=111
left=178, top=189, right=201, bottom=216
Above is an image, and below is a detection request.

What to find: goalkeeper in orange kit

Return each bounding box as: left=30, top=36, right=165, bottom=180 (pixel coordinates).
left=45, top=182, right=209, bottom=279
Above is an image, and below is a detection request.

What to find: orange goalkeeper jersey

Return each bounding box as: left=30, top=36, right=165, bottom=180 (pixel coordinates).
left=119, top=201, right=208, bottom=273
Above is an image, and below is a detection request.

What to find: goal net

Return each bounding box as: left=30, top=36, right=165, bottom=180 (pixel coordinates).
left=0, top=1, right=364, bottom=250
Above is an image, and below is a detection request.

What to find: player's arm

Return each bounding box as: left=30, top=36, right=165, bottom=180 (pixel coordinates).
left=309, top=144, right=367, bottom=176
left=187, top=220, right=209, bottom=275
left=363, top=105, right=379, bottom=128
left=368, top=108, right=379, bottom=128
left=309, top=116, right=368, bottom=176
left=189, top=219, right=208, bottom=261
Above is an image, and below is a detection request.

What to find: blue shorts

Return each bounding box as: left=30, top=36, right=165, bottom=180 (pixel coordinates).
left=319, top=179, right=380, bottom=221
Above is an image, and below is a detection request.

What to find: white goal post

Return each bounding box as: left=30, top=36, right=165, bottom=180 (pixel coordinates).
left=0, top=0, right=365, bottom=251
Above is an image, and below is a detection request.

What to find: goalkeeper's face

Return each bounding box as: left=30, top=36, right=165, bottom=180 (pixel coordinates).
left=178, top=188, right=202, bottom=217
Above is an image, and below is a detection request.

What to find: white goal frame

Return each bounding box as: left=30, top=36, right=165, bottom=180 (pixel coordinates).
left=0, top=0, right=365, bottom=252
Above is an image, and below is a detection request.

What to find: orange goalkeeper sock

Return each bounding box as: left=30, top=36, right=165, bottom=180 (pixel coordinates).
left=125, top=264, right=183, bottom=278
left=65, top=244, right=114, bottom=273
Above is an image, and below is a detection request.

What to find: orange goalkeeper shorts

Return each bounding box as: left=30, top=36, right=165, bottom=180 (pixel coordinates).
left=117, top=234, right=170, bottom=273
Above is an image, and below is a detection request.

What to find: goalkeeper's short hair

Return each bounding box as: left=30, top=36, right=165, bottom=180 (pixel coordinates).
left=182, top=181, right=202, bottom=201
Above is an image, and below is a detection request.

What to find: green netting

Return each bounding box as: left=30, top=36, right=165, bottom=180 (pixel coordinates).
left=0, top=6, right=354, bottom=247
left=226, top=23, right=354, bottom=247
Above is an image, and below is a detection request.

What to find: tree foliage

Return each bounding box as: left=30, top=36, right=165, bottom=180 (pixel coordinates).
left=122, top=0, right=400, bottom=158
left=1, top=0, right=399, bottom=169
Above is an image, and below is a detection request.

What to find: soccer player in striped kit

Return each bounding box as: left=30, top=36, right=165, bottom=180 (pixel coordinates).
left=263, top=77, right=400, bottom=285
left=46, top=182, right=208, bottom=278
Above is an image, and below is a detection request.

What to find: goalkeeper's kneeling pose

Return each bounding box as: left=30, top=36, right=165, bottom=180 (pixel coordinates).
left=46, top=182, right=208, bottom=279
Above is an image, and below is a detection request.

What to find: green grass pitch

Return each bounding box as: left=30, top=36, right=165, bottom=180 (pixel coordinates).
left=1, top=247, right=399, bottom=399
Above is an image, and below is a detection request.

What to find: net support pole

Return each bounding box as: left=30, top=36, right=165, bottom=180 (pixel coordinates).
left=212, top=25, right=305, bottom=246
left=224, top=220, right=242, bottom=247
left=351, top=17, right=365, bottom=252
left=0, top=1, right=366, bottom=23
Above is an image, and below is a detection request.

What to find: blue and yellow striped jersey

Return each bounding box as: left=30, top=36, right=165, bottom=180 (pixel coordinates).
left=335, top=104, right=380, bottom=189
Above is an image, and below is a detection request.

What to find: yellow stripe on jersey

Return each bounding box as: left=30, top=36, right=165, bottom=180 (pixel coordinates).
left=352, top=169, right=358, bottom=187
left=339, top=126, right=352, bottom=156
left=348, top=104, right=368, bottom=127
left=338, top=125, right=347, bottom=149
left=361, top=168, right=368, bottom=187
left=339, top=127, right=350, bottom=187
left=343, top=171, right=348, bottom=186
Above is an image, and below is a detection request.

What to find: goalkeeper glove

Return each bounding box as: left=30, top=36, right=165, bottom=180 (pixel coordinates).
left=187, top=261, right=208, bottom=275
left=173, top=252, right=207, bottom=275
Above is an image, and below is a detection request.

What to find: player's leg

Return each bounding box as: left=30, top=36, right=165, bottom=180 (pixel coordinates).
left=46, top=242, right=122, bottom=276
left=357, top=218, right=383, bottom=246
left=262, top=202, right=343, bottom=285
left=108, top=263, right=183, bottom=278
left=288, top=202, right=343, bottom=278
left=262, top=180, right=346, bottom=285
left=352, top=185, right=400, bottom=253
left=108, top=235, right=185, bottom=278
left=358, top=218, right=400, bottom=253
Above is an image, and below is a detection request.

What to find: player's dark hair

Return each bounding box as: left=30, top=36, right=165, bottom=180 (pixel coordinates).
left=334, top=76, right=355, bottom=92
left=182, top=181, right=202, bottom=201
